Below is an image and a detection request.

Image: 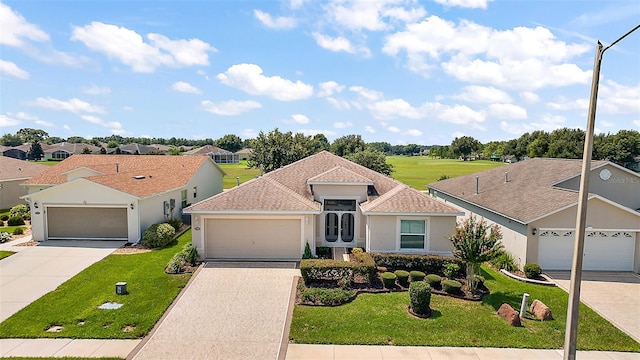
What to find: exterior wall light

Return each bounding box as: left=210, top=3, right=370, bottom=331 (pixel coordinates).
left=532, top=228, right=537, bottom=235
left=130, top=203, right=134, bottom=210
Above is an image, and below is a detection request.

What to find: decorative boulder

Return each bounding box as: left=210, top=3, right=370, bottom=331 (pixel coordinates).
left=530, top=299, right=553, bottom=321
left=497, top=303, right=522, bottom=327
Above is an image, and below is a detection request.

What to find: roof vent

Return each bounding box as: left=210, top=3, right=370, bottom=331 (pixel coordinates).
left=475, top=176, right=479, bottom=195
left=504, top=172, right=509, bottom=183
left=133, top=175, right=145, bottom=180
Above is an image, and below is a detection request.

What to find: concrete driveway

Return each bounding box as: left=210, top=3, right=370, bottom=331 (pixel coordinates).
left=132, top=262, right=299, bottom=360
left=0, top=240, right=124, bottom=322
left=546, top=271, right=640, bottom=343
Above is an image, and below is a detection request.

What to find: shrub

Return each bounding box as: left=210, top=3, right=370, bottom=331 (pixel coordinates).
left=409, top=281, right=432, bottom=315
left=394, top=270, right=410, bottom=287
left=381, top=272, right=397, bottom=289
left=351, top=247, right=363, bottom=254
left=371, top=253, right=465, bottom=276
left=316, top=246, right=331, bottom=259
left=523, top=263, right=542, bottom=279
left=164, top=257, right=184, bottom=274
left=12, top=227, right=24, bottom=235
left=443, top=263, right=460, bottom=279
left=166, top=218, right=183, bottom=232
left=491, top=250, right=518, bottom=272
left=352, top=251, right=375, bottom=284
left=7, top=216, right=25, bottom=227
left=300, top=287, right=356, bottom=306
left=0, top=232, right=11, bottom=243
left=9, top=204, right=29, bottom=219
left=441, top=279, right=462, bottom=294
left=1, top=215, right=9, bottom=222
left=302, top=242, right=313, bottom=259
left=426, top=274, right=442, bottom=288
left=181, top=243, right=199, bottom=266
left=409, top=270, right=426, bottom=282
left=472, top=275, right=485, bottom=288
left=300, top=259, right=354, bottom=284
left=337, top=276, right=351, bottom=289
left=141, top=223, right=176, bottom=248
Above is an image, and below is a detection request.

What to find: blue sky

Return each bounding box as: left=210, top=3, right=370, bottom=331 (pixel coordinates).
left=1, top=0, right=639, bottom=145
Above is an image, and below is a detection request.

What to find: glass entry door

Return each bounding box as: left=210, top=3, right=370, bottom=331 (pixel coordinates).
left=323, top=200, right=356, bottom=244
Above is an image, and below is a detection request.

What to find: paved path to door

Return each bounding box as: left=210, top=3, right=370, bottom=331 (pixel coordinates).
left=132, top=262, right=299, bottom=360
left=546, top=271, right=640, bottom=343
left=0, top=239, right=124, bottom=322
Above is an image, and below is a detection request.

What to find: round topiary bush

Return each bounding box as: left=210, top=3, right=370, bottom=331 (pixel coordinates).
left=441, top=279, right=462, bottom=294
left=7, top=216, right=25, bottom=227
left=381, top=272, right=397, bottom=289
left=12, top=227, right=24, bottom=235
left=141, top=223, right=176, bottom=248
left=409, top=281, right=432, bottom=315
left=0, top=215, right=9, bottom=222
left=523, top=263, right=542, bottom=279
left=394, top=270, right=410, bottom=287
left=409, top=270, right=426, bottom=282
left=426, top=274, right=442, bottom=288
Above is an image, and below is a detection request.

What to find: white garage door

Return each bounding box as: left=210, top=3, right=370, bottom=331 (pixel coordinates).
left=47, top=207, right=128, bottom=240
left=205, top=218, right=302, bottom=260
left=538, top=230, right=635, bottom=271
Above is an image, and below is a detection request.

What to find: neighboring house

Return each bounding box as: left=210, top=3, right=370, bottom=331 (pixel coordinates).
left=235, top=148, right=252, bottom=161
left=106, top=143, right=169, bottom=155
left=1, top=143, right=39, bottom=160
left=0, top=157, right=48, bottom=209
left=22, top=155, right=225, bottom=242
left=44, top=142, right=101, bottom=160
left=429, top=158, right=640, bottom=273
left=184, top=145, right=239, bottom=164
left=185, top=151, right=462, bottom=261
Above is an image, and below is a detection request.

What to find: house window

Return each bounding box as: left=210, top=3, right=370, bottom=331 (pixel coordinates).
left=193, top=186, right=197, bottom=198
left=400, top=220, right=425, bottom=249
left=181, top=189, right=187, bottom=208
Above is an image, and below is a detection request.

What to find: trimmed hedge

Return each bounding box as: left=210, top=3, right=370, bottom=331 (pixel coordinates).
left=442, top=279, right=462, bottom=294
left=300, top=287, right=356, bottom=306
left=409, top=281, right=432, bottom=315
left=300, top=251, right=375, bottom=285
left=12, top=228, right=23, bottom=235
left=409, top=270, right=426, bottom=282
left=7, top=216, right=25, bottom=226
left=381, top=272, right=397, bottom=289
left=426, top=274, right=442, bottom=287
left=524, top=263, right=542, bottom=279
left=443, top=263, right=460, bottom=279
left=141, top=223, right=175, bottom=248
left=371, top=253, right=465, bottom=276
left=394, top=270, right=410, bottom=287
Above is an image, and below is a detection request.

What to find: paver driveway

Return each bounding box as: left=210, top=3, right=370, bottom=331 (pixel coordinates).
left=0, top=240, right=124, bottom=322
left=133, top=262, right=299, bottom=360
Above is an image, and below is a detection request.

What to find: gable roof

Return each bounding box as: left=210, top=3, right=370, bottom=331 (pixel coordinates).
left=428, top=158, right=609, bottom=224
left=188, top=151, right=460, bottom=215
left=0, top=157, right=49, bottom=181
left=45, top=142, right=101, bottom=154
left=23, top=155, right=222, bottom=198
left=183, top=145, right=232, bottom=155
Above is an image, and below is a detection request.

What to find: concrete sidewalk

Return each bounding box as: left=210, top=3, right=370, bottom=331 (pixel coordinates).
left=0, top=338, right=140, bottom=358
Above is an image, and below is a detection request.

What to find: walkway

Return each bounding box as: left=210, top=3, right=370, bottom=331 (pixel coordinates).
left=0, top=338, right=139, bottom=358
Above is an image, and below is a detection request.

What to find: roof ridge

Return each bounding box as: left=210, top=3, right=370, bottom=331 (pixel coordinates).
left=362, top=183, right=406, bottom=210
left=307, top=165, right=374, bottom=182
left=264, top=176, right=319, bottom=209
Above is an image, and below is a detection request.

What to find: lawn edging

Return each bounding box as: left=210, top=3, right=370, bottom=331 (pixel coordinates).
left=500, top=269, right=556, bottom=286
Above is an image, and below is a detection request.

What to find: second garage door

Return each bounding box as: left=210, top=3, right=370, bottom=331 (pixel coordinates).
left=47, top=207, right=128, bottom=240
left=538, top=230, right=635, bottom=271
left=205, top=218, right=302, bottom=260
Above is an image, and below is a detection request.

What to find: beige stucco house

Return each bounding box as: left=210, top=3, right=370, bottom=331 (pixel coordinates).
left=0, top=157, right=48, bottom=209
left=185, top=151, right=462, bottom=260
left=429, top=158, right=640, bottom=273
left=22, top=155, right=225, bottom=242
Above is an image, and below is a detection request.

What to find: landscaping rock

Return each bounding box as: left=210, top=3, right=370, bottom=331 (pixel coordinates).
left=530, top=299, right=553, bottom=321
left=497, top=303, right=521, bottom=327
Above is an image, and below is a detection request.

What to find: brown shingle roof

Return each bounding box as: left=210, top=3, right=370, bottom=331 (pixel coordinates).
left=307, top=166, right=373, bottom=184
left=183, top=145, right=231, bottom=155
left=428, top=158, right=607, bottom=223
left=45, top=142, right=101, bottom=154
left=361, top=185, right=461, bottom=214
left=0, top=157, right=49, bottom=181
left=23, top=155, right=216, bottom=198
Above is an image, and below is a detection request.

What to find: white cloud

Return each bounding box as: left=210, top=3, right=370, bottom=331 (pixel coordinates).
left=349, top=86, right=383, bottom=101
left=364, top=126, right=376, bottom=133
left=434, top=0, right=493, bottom=9
left=368, top=98, right=426, bottom=120
left=241, top=128, right=258, bottom=138
left=30, top=97, right=106, bottom=114
left=0, top=3, right=49, bottom=47
left=80, top=115, right=124, bottom=134
left=201, top=100, right=262, bottom=116
left=317, top=81, right=345, bottom=97
left=172, top=81, right=201, bottom=94
left=633, top=120, right=640, bottom=128
left=436, top=104, right=486, bottom=129
left=63, top=124, right=71, bottom=131
left=312, top=32, right=370, bottom=56
left=9, top=111, right=38, bottom=120
left=405, top=129, right=423, bottom=136
left=546, top=97, right=588, bottom=111
left=298, top=129, right=335, bottom=137
left=520, top=91, right=539, bottom=103
left=453, top=85, right=511, bottom=103
left=35, top=120, right=54, bottom=127
left=290, top=0, right=308, bottom=9
left=324, top=0, right=426, bottom=32
left=217, top=63, right=313, bottom=101
left=486, top=103, right=527, bottom=120
left=326, top=97, right=351, bottom=110
left=0, top=114, right=21, bottom=127
left=291, top=114, right=310, bottom=124
left=254, top=9, right=297, bottom=30
left=71, top=22, right=216, bottom=73
left=334, top=121, right=353, bottom=129
left=387, top=126, right=401, bottom=133
left=0, top=60, right=29, bottom=79
left=83, top=84, right=111, bottom=95
left=500, top=113, right=566, bottom=135
left=599, top=80, right=640, bottom=115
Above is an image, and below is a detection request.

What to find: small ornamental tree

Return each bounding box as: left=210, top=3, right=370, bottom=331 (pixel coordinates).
left=450, top=215, right=503, bottom=292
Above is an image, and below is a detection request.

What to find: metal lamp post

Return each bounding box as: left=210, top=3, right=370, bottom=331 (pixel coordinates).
left=563, top=24, right=640, bottom=360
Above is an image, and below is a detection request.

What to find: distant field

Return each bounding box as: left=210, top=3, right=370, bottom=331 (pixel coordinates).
left=218, top=160, right=260, bottom=189
left=387, top=156, right=505, bottom=190
left=29, top=160, right=59, bottom=166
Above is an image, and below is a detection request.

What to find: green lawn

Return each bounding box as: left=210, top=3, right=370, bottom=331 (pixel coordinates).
left=0, top=225, right=27, bottom=234
left=0, top=230, right=193, bottom=339
left=387, top=156, right=505, bottom=190
left=0, top=250, right=16, bottom=260
left=290, top=266, right=640, bottom=351
left=28, top=160, right=60, bottom=166
left=218, top=160, right=260, bottom=189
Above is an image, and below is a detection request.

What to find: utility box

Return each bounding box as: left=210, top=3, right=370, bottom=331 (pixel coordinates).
left=116, top=282, right=128, bottom=295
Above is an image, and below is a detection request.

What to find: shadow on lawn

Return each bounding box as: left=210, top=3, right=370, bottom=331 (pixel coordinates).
left=482, top=291, right=524, bottom=312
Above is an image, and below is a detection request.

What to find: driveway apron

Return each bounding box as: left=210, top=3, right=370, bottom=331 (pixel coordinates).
left=0, top=240, right=124, bottom=322
left=133, top=262, right=299, bottom=360
left=546, top=271, right=640, bottom=343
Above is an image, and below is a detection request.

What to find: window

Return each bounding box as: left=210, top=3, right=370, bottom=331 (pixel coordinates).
left=193, top=186, right=197, bottom=198
left=400, top=220, right=425, bottom=249
left=181, top=189, right=187, bottom=208
left=324, top=199, right=356, bottom=211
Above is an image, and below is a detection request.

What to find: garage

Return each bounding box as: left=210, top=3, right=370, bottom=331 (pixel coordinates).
left=204, top=218, right=302, bottom=260
left=47, top=207, right=128, bottom=240
left=538, top=230, right=635, bottom=271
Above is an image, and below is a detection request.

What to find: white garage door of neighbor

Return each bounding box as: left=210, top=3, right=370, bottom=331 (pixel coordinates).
left=47, top=207, right=128, bottom=239
left=205, top=218, right=302, bottom=260
left=538, top=230, right=635, bottom=271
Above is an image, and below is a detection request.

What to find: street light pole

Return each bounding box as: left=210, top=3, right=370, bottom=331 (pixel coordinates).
left=563, top=24, right=640, bottom=360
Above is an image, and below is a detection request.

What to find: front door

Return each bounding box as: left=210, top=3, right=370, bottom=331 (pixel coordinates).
left=323, top=200, right=356, bottom=245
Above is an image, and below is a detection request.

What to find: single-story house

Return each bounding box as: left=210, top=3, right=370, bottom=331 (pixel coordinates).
left=106, top=143, right=168, bottom=155
left=184, top=145, right=239, bottom=164
left=185, top=151, right=462, bottom=261
left=429, top=158, right=640, bottom=273
left=1, top=143, right=44, bottom=160
left=235, top=148, right=253, bottom=161
left=0, top=157, right=49, bottom=209
left=22, top=155, right=225, bottom=242
left=44, top=142, right=102, bottom=160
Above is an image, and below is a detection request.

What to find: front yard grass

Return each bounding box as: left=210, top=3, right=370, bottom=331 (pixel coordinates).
left=1, top=225, right=28, bottom=234
left=290, top=266, right=640, bottom=351
left=0, top=250, right=16, bottom=260
left=0, top=230, right=193, bottom=339
left=218, top=160, right=260, bottom=189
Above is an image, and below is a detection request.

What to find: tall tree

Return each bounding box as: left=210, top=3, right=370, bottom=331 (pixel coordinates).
left=345, top=149, right=394, bottom=176
left=0, top=133, right=24, bottom=146
left=330, top=134, right=366, bottom=157
left=450, top=136, right=481, bottom=159
left=546, top=128, right=585, bottom=159
left=248, top=128, right=319, bottom=173
left=214, top=134, right=243, bottom=152
left=27, top=139, right=44, bottom=160
left=18, top=128, right=49, bottom=142
left=609, top=130, right=640, bottom=167
left=312, top=134, right=330, bottom=152
left=368, top=141, right=392, bottom=154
